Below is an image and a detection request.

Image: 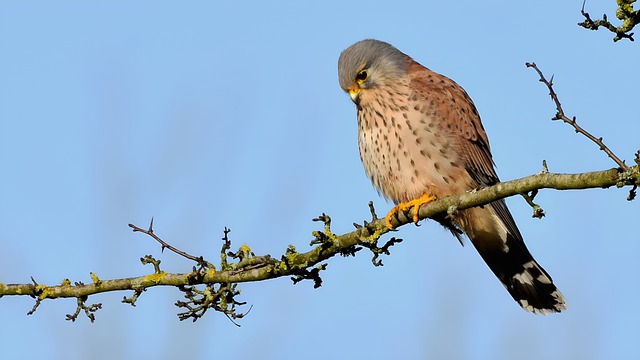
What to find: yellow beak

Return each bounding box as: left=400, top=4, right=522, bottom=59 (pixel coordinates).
left=348, top=88, right=361, bottom=104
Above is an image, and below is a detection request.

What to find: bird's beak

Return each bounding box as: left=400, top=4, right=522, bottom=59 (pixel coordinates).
left=348, top=88, right=361, bottom=104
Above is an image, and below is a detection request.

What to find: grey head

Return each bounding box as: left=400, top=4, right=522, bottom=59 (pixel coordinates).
left=338, top=39, right=411, bottom=101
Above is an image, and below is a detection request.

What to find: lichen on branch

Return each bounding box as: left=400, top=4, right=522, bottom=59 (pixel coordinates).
left=579, top=0, right=640, bottom=41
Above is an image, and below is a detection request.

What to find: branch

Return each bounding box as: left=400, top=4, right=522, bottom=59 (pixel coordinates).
left=129, top=218, right=211, bottom=267
left=579, top=0, right=639, bottom=41
left=526, top=62, right=628, bottom=170
left=525, top=62, right=638, bottom=201
left=1, top=166, right=638, bottom=318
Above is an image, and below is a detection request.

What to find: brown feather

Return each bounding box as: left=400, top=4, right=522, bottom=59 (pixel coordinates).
left=407, top=60, right=497, bottom=186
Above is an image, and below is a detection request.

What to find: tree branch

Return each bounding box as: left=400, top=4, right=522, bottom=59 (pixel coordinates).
left=579, top=0, right=639, bottom=42
left=526, top=62, right=628, bottom=170
left=1, top=165, right=638, bottom=320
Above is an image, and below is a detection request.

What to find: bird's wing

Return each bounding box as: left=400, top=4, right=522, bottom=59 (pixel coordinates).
left=407, top=60, right=498, bottom=186
left=407, top=60, right=524, bottom=240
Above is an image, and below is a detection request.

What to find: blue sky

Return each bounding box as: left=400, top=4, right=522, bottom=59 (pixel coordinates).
left=1, top=1, right=639, bottom=359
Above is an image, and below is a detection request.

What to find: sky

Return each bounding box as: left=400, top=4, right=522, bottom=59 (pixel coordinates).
left=1, top=1, right=639, bottom=359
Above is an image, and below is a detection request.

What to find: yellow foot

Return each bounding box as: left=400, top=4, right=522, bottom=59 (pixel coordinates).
left=385, top=193, right=437, bottom=228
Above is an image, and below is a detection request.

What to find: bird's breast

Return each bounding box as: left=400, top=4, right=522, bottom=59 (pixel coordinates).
left=357, top=94, right=469, bottom=204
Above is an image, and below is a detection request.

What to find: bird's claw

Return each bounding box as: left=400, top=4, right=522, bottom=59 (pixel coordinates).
left=384, top=193, right=437, bottom=228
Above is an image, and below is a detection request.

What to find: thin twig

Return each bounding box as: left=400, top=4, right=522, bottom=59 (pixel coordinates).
left=525, top=62, right=629, bottom=171
left=128, top=218, right=209, bottom=265
left=520, top=190, right=545, bottom=219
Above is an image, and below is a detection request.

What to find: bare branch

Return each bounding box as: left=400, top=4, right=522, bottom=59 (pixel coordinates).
left=526, top=62, right=629, bottom=170
left=129, top=218, right=210, bottom=268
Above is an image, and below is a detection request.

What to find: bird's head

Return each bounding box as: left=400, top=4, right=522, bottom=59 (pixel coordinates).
left=338, top=39, right=410, bottom=106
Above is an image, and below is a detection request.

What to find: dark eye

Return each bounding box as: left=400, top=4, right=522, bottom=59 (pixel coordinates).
left=356, top=70, right=368, bottom=83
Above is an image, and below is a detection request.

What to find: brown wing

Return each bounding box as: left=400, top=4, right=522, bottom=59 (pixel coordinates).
left=407, top=60, right=524, bottom=241
left=407, top=60, right=498, bottom=186
left=405, top=59, right=565, bottom=314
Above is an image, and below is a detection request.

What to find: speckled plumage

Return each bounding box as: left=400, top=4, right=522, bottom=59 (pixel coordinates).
left=338, top=39, right=566, bottom=314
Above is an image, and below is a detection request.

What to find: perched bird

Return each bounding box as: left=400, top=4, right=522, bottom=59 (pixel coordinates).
left=338, top=39, right=566, bottom=314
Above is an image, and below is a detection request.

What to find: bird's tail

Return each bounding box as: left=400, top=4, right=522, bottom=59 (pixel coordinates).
left=463, top=202, right=567, bottom=314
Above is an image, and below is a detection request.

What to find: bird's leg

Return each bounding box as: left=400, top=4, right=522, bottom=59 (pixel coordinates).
left=385, top=193, right=437, bottom=228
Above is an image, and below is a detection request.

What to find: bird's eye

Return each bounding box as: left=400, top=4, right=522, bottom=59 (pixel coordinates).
left=356, top=70, right=368, bottom=83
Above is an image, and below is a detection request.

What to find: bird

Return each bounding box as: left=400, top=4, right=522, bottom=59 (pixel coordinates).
left=338, top=39, right=566, bottom=314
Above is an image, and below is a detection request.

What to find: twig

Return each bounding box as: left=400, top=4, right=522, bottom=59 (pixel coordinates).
left=578, top=0, right=637, bottom=42
left=360, top=237, right=404, bottom=266
left=520, top=161, right=549, bottom=218
left=521, top=190, right=545, bottom=219
left=128, top=218, right=210, bottom=267
left=66, top=297, right=102, bottom=323
left=525, top=62, right=629, bottom=171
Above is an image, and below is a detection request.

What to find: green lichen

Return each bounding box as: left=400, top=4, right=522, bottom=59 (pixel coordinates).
left=358, top=224, right=388, bottom=245
left=271, top=245, right=300, bottom=273
left=285, top=245, right=298, bottom=263
left=90, top=272, right=102, bottom=286
left=144, top=271, right=167, bottom=284
left=272, top=260, right=289, bottom=272
left=35, top=284, right=54, bottom=300
left=239, top=243, right=251, bottom=255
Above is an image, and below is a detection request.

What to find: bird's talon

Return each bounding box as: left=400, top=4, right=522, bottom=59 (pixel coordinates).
left=384, top=193, right=436, bottom=228
left=384, top=206, right=400, bottom=228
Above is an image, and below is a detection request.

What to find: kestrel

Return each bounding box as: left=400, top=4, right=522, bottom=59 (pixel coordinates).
left=338, top=39, right=566, bottom=314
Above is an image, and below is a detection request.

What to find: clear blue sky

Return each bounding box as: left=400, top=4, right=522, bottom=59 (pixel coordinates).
left=1, top=2, right=639, bottom=359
